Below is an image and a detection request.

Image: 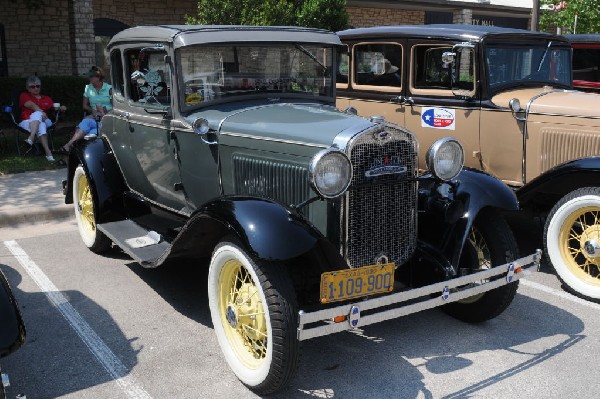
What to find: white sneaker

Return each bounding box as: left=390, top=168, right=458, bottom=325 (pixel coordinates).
left=46, top=155, right=55, bottom=162
left=25, top=138, right=33, bottom=145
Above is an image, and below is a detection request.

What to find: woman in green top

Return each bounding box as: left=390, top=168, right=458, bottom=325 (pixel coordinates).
left=57, top=66, right=113, bottom=153
left=82, top=66, right=112, bottom=117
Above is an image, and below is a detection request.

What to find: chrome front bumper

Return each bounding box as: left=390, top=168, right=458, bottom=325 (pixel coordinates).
left=297, top=250, right=542, bottom=341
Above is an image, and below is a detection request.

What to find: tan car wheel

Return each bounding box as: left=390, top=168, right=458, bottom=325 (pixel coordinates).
left=208, top=241, right=299, bottom=394
left=545, top=187, right=600, bottom=301
left=73, top=165, right=111, bottom=253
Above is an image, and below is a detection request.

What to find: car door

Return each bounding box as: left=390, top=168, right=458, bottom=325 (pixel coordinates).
left=402, top=41, right=482, bottom=171
left=337, top=40, right=407, bottom=126
left=114, top=46, right=188, bottom=213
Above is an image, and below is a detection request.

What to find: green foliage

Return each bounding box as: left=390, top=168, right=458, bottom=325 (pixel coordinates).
left=297, top=0, right=349, bottom=32
left=186, top=0, right=348, bottom=31
left=0, top=76, right=87, bottom=122
left=540, top=0, right=600, bottom=34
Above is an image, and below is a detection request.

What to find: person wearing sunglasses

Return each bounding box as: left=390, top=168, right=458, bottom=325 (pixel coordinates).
left=18, top=75, right=64, bottom=161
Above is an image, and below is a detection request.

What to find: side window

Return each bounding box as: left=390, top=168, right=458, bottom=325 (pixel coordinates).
left=110, top=49, right=124, bottom=100
left=126, top=48, right=171, bottom=108
left=353, top=43, right=402, bottom=89
left=572, top=48, right=600, bottom=83
left=337, top=45, right=349, bottom=85
left=413, top=45, right=453, bottom=90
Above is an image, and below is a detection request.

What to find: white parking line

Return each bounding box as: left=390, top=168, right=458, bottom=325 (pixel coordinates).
left=521, top=278, right=600, bottom=311
left=3, top=240, right=153, bottom=399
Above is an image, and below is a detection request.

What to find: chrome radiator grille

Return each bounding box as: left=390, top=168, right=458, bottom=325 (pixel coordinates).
left=345, top=125, right=418, bottom=268
left=233, top=155, right=310, bottom=212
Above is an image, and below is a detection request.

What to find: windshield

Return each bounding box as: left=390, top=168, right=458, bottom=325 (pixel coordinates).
left=485, top=44, right=571, bottom=90
left=178, top=44, right=334, bottom=109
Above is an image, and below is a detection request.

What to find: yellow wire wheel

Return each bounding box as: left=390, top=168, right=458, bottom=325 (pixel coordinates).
left=208, top=241, right=299, bottom=394
left=558, top=206, right=600, bottom=286
left=442, top=209, right=519, bottom=322
left=73, top=165, right=111, bottom=253
left=545, top=188, right=600, bottom=301
left=217, top=258, right=268, bottom=369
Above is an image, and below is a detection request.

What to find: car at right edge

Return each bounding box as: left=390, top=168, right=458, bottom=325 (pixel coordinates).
left=337, top=24, right=600, bottom=301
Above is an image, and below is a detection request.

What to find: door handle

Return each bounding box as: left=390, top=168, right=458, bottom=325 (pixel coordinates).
left=390, top=96, right=414, bottom=105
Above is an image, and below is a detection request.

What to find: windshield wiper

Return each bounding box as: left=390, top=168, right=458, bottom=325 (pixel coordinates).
left=295, top=44, right=327, bottom=73
left=536, top=41, right=554, bottom=72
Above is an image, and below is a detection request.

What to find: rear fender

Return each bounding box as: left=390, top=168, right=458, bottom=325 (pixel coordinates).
left=64, top=138, right=127, bottom=223
left=517, top=156, right=600, bottom=211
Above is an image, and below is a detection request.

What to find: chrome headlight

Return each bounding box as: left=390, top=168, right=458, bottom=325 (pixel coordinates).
left=309, top=149, right=352, bottom=199
left=426, top=137, right=464, bottom=181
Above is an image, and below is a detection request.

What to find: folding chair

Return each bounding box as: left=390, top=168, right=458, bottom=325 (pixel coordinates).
left=2, top=91, right=60, bottom=156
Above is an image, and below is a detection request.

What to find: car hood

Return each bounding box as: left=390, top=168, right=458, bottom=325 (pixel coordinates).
left=491, top=87, right=600, bottom=118
left=187, top=102, right=374, bottom=148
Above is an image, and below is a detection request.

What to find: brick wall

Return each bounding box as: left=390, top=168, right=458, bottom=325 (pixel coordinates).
left=0, top=0, right=73, bottom=77
left=347, top=7, right=424, bottom=28
left=93, top=0, right=196, bottom=27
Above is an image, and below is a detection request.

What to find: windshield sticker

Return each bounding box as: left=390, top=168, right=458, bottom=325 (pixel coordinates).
left=421, top=107, right=456, bottom=130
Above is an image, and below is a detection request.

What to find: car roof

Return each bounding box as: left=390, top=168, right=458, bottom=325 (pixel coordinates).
left=564, top=34, right=600, bottom=43
left=108, top=25, right=341, bottom=49
left=337, top=24, right=567, bottom=43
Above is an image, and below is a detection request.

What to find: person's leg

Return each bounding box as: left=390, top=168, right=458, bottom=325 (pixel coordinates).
left=62, top=128, right=85, bottom=151
left=38, top=134, right=54, bottom=160
left=21, top=111, right=45, bottom=143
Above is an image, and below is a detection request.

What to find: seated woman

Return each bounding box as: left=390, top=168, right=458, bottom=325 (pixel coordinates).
left=58, top=66, right=112, bottom=152
left=19, top=75, right=66, bottom=161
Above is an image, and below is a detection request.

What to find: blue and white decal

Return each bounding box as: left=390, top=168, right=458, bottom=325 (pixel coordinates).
left=365, top=156, right=407, bottom=178
left=421, top=107, right=456, bottom=130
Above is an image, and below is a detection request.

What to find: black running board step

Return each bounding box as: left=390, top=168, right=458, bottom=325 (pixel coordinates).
left=98, top=220, right=171, bottom=265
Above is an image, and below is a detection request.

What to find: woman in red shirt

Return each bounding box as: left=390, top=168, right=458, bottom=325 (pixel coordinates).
left=19, top=75, right=60, bottom=161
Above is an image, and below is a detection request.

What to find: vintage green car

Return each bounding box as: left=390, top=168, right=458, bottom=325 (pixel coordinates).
left=62, top=25, right=539, bottom=394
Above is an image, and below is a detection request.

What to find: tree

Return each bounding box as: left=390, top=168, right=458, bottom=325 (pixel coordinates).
left=185, top=0, right=349, bottom=32
left=539, top=0, right=600, bottom=34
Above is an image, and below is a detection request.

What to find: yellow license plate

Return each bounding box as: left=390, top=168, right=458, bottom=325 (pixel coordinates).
left=320, top=262, right=395, bottom=304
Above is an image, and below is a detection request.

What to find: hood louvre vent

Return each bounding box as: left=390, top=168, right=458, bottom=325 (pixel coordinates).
left=233, top=155, right=310, bottom=214
left=541, top=128, right=600, bottom=173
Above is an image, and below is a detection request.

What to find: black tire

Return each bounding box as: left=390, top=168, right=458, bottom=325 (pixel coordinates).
left=207, top=241, right=300, bottom=394
left=544, top=187, right=600, bottom=301
left=442, top=209, right=519, bottom=322
left=73, top=165, right=111, bottom=253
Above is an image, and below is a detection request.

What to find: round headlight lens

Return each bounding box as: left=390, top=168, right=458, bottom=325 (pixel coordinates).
left=426, top=138, right=464, bottom=181
left=310, top=149, right=352, bottom=198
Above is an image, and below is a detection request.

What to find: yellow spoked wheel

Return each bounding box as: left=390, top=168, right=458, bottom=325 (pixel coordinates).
left=559, top=206, right=600, bottom=286
left=457, top=225, right=492, bottom=305
left=218, top=258, right=268, bottom=369
left=443, top=209, right=519, bottom=322
left=208, top=241, right=299, bottom=394
left=73, top=166, right=110, bottom=253
left=77, top=170, right=96, bottom=238
left=546, top=188, right=600, bottom=301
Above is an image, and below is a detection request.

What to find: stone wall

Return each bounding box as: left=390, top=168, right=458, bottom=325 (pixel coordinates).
left=93, top=0, right=196, bottom=27
left=347, top=7, right=424, bottom=28
left=0, top=0, right=73, bottom=77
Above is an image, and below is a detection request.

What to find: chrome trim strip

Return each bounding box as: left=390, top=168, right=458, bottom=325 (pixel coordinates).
left=522, top=89, right=574, bottom=183
left=297, top=250, right=541, bottom=341
left=220, top=132, right=329, bottom=149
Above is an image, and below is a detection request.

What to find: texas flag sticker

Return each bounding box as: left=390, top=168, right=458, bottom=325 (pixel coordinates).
left=421, top=107, right=456, bottom=130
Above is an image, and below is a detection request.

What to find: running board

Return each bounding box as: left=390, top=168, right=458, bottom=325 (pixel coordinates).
left=98, top=220, right=171, bottom=265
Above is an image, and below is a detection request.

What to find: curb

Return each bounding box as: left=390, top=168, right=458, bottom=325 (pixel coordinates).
left=0, top=205, right=72, bottom=228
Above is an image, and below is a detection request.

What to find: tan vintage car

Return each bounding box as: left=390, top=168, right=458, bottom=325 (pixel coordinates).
left=337, top=25, right=600, bottom=301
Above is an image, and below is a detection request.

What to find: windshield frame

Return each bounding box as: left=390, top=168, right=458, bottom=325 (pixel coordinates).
left=483, top=39, right=572, bottom=94
left=176, top=42, right=337, bottom=113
